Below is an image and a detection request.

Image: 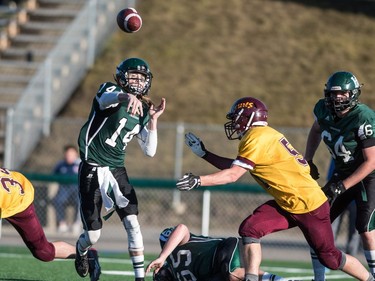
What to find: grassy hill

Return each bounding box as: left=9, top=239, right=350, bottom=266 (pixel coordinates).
left=62, top=0, right=375, bottom=127
left=23, top=0, right=375, bottom=174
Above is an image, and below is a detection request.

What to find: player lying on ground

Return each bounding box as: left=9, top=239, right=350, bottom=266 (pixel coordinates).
left=146, top=223, right=300, bottom=281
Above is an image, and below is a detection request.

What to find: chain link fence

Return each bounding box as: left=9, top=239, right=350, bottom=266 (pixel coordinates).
left=1, top=119, right=355, bottom=260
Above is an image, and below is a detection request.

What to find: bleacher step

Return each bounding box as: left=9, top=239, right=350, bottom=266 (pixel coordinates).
left=0, top=86, right=25, bottom=96
left=27, top=8, right=80, bottom=19
left=0, top=74, right=33, bottom=83
left=20, top=21, right=70, bottom=31
left=38, top=0, right=86, bottom=4
left=0, top=60, right=40, bottom=69
left=1, top=47, right=51, bottom=59
left=10, top=34, right=60, bottom=43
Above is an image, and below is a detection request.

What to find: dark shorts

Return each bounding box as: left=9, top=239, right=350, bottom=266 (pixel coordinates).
left=6, top=204, right=55, bottom=261
left=78, top=162, right=139, bottom=231
left=328, top=172, right=375, bottom=233
left=238, top=200, right=343, bottom=270
left=213, top=237, right=241, bottom=278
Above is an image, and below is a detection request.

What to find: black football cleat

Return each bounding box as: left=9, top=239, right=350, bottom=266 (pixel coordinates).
left=75, top=242, right=89, bottom=278
left=88, top=248, right=101, bottom=281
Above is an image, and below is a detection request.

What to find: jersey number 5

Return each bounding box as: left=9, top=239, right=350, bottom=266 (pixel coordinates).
left=280, top=137, right=307, bottom=165
left=170, top=249, right=197, bottom=281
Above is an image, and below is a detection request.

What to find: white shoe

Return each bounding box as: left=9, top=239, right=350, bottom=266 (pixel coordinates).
left=72, top=222, right=82, bottom=235
left=57, top=222, right=69, bottom=233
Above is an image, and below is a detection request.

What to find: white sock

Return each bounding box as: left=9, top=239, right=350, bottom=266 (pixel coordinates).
left=77, top=234, right=91, bottom=256
left=311, top=250, right=326, bottom=281
left=364, top=250, right=375, bottom=276
left=131, top=254, right=144, bottom=278
left=245, top=273, right=258, bottom=281
left=261, top=271, right=285, bottom=280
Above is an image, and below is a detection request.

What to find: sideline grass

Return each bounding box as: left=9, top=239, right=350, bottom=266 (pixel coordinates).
left=0, top=246, right=357, bottom=280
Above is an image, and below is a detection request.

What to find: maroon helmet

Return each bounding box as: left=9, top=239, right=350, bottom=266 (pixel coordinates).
left=224, top=97, right=268, bottom=140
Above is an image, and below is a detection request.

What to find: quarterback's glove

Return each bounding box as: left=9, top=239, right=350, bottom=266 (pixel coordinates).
left=322, top=180, right=346, bottom=205
left=176, top=173, right=201, bottom=191
left=307, top=160, right=320, bottom=180
left=185, top=132, right=207, bottom=158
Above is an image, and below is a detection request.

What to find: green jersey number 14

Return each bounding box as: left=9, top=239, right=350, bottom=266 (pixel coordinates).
left=105, top=118, right=141, bottom=150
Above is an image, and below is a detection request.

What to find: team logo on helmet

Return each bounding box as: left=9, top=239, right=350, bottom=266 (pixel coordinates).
left=225, top=97, right=268, bottom=140
left=159, top=227, right=175, bottom=246
left=237, top=101, right=255, bottom=110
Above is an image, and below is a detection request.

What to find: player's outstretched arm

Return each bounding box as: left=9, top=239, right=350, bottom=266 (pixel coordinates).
left=136, top=98, right=166, bottom=157
left=185, top=132, right=233, bottom=170
left=146, top=224, right=190, bottom=274
left=148, top=98, right=166, bottom=131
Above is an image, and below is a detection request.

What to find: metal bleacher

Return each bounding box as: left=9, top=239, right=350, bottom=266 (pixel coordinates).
left=0, top=0, right=131, bottom=169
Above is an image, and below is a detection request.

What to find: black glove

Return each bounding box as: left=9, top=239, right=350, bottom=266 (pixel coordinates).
left=322, top=180, right=346, bottom=205
left=307, top=160, right=320, bottom=180
left=176, top=173, right=201, bottom=191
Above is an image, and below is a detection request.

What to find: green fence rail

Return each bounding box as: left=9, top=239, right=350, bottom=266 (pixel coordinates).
left=24, top=173, right=265, bottom=193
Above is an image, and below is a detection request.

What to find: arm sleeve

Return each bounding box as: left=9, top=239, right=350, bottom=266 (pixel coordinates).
left=96, top=92, right=121, bottom=109
left=137, top=127, right=157, bottom=157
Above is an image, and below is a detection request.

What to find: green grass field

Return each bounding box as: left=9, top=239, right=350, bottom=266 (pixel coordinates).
left=0, top=246, right=358, bottom=281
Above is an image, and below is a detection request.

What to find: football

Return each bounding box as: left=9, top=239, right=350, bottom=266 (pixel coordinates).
left=117, top=8, right=142, bottom=33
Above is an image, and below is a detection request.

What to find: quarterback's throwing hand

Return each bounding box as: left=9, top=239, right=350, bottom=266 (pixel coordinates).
left=176, top=173, right=201, bottom=191
left=185, top=132, right=206, bottom=157
left=322, top=180, right=346, bottom=205
left=127, top=94, right=144, bottom=116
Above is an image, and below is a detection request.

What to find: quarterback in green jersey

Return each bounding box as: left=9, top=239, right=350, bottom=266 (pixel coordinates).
left=146, top=224, right=295, bottom=281
left=74, top=58, right=166, bottom=281
left=305, top=71, right=375, bottom=281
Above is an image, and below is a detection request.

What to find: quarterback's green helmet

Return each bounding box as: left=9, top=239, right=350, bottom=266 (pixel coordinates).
left=115, top=57, right=153, bottom=95
left=324, top=71, right=362, bottom=114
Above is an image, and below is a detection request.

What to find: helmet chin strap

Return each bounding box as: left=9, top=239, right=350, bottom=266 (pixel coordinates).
left=245, top=112, right=255, bottom=131
left=238, top=112, right=254, bottom=139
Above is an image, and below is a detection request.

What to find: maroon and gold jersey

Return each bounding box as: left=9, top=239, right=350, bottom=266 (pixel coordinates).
left=0, top=168, right=34, bottom=218
left=233, top=126, right=326, bottom=214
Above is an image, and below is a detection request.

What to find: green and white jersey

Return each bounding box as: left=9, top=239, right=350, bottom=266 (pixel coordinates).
left=159, top=228, right=241, bottom=281
left=78, top=82, right=150, bottom=168
left=314, top=99, right=375, bottom=175
left=166, top=234, right=222, bottom=280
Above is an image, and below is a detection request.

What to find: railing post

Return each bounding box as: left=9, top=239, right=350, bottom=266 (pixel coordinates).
left=86, top=0, right=97, bottom=69
left=4, top=108, right=14, bottom=169
left=201, top=190, right=211, bottom=236
left=172, top=122, right=185, bottom=214
left=43, top=58, right=52, bottom=136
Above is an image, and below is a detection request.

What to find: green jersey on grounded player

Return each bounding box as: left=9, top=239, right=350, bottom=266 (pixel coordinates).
left=147, top=224, right=301, bottom=281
